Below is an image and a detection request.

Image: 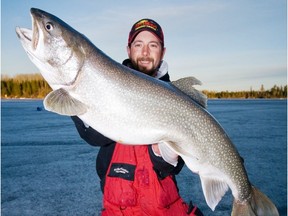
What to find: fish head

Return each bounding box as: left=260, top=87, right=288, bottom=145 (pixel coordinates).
left=16, top=8, right=86, bottom=89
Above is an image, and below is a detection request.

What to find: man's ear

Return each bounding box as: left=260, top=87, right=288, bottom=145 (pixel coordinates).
left=127, top=46, right=131, bottom=58
left=161, top=47, right=166, bottom=60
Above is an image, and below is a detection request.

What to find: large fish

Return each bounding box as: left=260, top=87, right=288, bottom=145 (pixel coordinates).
left=16, top=8, right=279, bottom=216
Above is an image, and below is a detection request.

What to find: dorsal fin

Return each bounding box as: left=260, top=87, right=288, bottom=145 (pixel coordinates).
left=172, top=77, right=207, bottom=108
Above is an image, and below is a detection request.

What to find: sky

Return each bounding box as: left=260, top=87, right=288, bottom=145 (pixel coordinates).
left=1, top=0, right=287, bottom=91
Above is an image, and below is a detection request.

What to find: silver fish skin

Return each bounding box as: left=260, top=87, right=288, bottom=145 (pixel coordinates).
left=16, top=8, right=279, bottom=216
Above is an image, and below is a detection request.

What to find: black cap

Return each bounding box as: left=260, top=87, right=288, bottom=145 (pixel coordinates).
left=128, top=18, right=164, bottom=46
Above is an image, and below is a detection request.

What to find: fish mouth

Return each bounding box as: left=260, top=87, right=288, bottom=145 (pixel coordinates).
left=15, top=9, right=39, bottom=51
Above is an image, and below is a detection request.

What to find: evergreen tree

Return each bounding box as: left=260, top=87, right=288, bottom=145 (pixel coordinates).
left=1, top=73, right=287, bottom=99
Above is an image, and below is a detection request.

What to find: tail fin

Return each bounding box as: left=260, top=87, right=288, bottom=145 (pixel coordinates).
left=232, top=187, right=279, bottom=216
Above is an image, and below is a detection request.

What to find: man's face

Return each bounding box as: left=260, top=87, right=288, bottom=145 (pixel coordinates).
left=127, top=31, right=166, bottom=76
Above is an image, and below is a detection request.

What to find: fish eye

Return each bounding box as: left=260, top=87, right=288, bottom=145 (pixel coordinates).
left=45, top=22, right=54, bottom=31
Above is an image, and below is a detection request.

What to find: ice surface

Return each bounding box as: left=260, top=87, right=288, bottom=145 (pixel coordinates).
left=1, top=99, right=287, bottom=215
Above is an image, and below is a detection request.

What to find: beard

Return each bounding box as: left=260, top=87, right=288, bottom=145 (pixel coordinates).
left=132, top=57, right=157, bottom=76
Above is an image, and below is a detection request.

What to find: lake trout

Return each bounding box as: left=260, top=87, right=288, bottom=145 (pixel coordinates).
left=16, top=8, right=279, bottom=216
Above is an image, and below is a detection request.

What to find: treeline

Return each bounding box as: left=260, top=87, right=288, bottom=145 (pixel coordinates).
left=203, top=85, right=287, bottom=99
left=1, top=74, right=52, bottom=99
left=1, top=74, right=287, bottom=99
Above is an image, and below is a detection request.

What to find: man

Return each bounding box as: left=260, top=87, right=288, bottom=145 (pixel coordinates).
left=72, top=18, right=203, bottom=216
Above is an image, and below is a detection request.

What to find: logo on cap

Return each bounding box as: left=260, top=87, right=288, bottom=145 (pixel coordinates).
left=134, top=20, right=158, bottom=32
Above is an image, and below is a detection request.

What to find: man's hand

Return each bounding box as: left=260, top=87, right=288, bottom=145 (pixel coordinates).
left=152, top=144, right=161, bottom=156
left=152, top=142, right=179, bottom=166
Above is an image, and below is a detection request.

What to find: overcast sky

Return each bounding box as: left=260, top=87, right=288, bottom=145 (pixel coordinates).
left=1, top=0, right=287, bottom=91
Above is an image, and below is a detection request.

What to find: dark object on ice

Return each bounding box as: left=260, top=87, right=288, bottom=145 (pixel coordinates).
left=36, top=106, right=42, bottom=111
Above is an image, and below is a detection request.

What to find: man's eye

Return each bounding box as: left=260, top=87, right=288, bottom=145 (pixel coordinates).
left=150, top=43, right=158, bottom=48
left=134, top=43, right=142, bottom=48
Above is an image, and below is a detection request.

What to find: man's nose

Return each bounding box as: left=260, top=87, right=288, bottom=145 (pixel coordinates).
left=142, top=45, right=149, bottom=56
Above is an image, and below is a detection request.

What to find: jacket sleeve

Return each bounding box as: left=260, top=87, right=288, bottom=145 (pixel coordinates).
left=71, top=116, right=115, bottom=146
left=148, top=145, right=184, bottom=178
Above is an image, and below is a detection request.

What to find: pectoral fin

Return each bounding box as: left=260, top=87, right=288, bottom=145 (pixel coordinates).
left=44, top=88, right=87, bottom=116
left=172, top=77, right=207, bottom=108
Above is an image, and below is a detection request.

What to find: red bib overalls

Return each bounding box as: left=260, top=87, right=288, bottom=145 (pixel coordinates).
left=101, top=143, right=198, bottom=216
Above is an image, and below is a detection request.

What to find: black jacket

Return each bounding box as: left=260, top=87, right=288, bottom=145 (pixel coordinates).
left=71, top=59, right=184, bottom=192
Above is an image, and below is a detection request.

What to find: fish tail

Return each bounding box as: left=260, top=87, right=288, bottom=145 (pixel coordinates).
left=232, top=187, right=279, bottom=216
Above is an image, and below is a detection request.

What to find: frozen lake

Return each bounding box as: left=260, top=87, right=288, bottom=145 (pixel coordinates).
left=1, top=99, right=287, bottom=215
